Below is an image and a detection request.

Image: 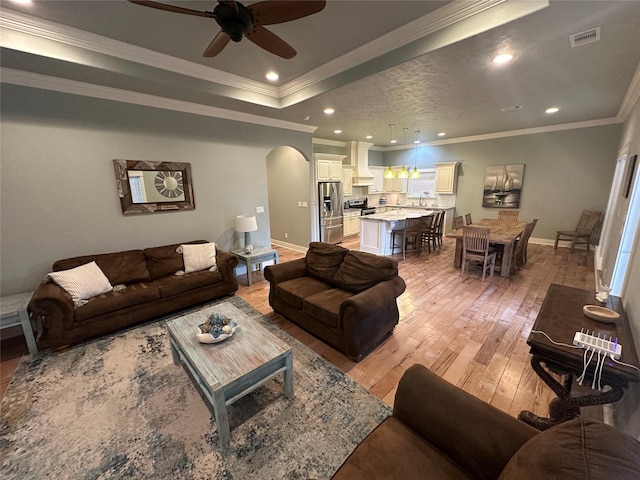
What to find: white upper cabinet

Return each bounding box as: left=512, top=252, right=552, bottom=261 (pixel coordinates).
left=315, top=153, right=346, bottom=182
left=368, top=167, right=385, bottom=193
left=435, top=162, right=459, bottom=194
left=342, top=167, right=354, bottom=195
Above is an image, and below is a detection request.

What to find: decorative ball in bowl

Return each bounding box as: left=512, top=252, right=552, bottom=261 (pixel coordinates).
left=196, top=313, right=239, bottom=344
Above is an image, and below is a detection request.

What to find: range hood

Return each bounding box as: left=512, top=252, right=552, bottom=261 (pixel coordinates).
left=347, top=141, right=374, bottom=186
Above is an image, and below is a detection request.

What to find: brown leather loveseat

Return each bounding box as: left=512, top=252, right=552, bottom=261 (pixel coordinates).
left=28, top=240, right=238, bottom=350
left=264, top=242, right=406, bottom=361
left=330, top=364, right=640, bottom=479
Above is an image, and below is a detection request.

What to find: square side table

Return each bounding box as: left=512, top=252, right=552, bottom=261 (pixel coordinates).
left=1, top=291, right=38, bottom=355
left=232, top=247, right=279, bottom=286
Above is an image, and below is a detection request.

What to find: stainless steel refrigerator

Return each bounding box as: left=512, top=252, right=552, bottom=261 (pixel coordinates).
left=319, top=181, right=344, bottom=244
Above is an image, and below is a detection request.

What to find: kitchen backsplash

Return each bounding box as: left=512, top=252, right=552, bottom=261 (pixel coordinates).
left=346, top=188, right=456, bottom=208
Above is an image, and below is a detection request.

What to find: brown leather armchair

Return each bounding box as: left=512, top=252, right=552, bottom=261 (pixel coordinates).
left=329, top=364, right=640, bottom=480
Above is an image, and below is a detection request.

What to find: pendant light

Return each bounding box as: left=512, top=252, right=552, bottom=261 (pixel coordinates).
left=384, top=124, right=396, bottom=179
left=398, top=128, right=409, bottom=179
left=410, top=130, right=421, bottom=179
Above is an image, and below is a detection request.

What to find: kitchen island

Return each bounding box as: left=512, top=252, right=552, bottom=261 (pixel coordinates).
left=360, top=208, right=435, bottom=256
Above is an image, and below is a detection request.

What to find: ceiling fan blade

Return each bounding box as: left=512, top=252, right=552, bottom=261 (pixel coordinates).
left=249, top=1, right=326, bottom=26
left=203, top=30, right=231, bottom=57
left=246, top=25, right=296, bottom=59
left=128, top=1, right=215, bottom=18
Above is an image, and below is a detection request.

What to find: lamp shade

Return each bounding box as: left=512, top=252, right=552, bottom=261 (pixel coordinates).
left=236, top=215, right=257, bottom=233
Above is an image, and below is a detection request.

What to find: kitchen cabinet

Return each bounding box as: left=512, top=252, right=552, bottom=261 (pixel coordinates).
left=343, top=211, right=361, bottom=236
left=435, top=162, right=458, bottom=194
left=315, top=153, right=346, bottom=182
left=342, top=167, right=354, bottom=195
left=368, top=167, right=385, bottom=194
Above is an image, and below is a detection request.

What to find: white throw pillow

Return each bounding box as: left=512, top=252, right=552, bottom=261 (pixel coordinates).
left=178, top=243, right=218, bottom=273
left=47, top=261, right=113, bottom=307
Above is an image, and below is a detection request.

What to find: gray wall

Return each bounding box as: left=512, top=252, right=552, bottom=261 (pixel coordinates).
left=382, top=126, right=622, bottom=240
left=608, top=98, right=640, bottom=438
left=266, top=146, right=312, bottom=246
left=0, top=84, right=312, bottom=296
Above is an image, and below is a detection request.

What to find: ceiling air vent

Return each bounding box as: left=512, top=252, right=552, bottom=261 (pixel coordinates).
left=501, top=105, right=522, bottom=112
left=570, top=27, right=600, bottom=48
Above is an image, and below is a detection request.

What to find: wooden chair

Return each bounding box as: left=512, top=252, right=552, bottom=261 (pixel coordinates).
left=512, top=220, right=537, bottom=274
left=523, top=217, right=539, bottom=264
left=465, top=213, right=472, bottom=225
left=461, top=226, right=497, bottom=281
left=391, top=217, right=423, bottom=260
left=453, top=215, right=464, bottom=230
left=498, top=210, right=519, bottom=221
left=554, top=210, right=602, bottom=252
left=419, top=214, right=435, bottom=253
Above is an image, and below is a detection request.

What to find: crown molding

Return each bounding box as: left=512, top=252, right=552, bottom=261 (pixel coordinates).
left=0, top=9, right=279, bottom=99
left=314, top=117, right=621, bottom=150
left=1, top=68, right=317, bottom=134
left=278, top=0, right=549, bottom=103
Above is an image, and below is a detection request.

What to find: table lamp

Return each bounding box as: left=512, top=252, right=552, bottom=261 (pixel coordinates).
left=236, top=215, right=258, bottom=253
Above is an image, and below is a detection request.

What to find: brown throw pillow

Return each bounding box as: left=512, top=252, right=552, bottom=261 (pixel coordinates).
left=305, top=242, right=349, bottom=282
left=499, top=416, right=640, bottom=480
left=331, top=251, right=398, bottom=293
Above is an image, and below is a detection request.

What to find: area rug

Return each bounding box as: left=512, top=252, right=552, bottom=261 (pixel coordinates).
left=0, top=296, right=391, bottom=479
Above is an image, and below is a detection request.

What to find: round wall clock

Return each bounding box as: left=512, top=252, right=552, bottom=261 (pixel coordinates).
left=155, top=171, right=184, bottom=198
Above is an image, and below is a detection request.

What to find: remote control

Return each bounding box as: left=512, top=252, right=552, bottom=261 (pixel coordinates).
left=573, top=331, right=622, bottom=359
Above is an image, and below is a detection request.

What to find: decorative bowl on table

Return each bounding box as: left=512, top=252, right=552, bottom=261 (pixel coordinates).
left=196, top=313, right=239, bottom=344
left=582, top=304, right=620, bottom=324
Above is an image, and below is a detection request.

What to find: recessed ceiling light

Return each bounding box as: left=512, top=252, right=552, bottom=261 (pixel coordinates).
left=324, top=108, right=335, bottom=115
left=334, top=130, right=342, bottom=134
left=390, top=139, right=397, bottom=144
left=493, top=53, right=513, bottom=65
left=9, top=0, right=32, bottom=4
left=365, top=134, right=373, bottom=139
left=437, top=132, right=446, bottom=137
left=265, top=71, right=279, bottom=81
left=545, top=107, right=560, bottom=114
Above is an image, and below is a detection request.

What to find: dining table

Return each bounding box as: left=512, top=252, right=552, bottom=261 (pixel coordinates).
left=446, top=218, right=528, bottom=277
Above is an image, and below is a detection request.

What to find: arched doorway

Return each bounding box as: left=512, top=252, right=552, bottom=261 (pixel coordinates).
left=265, top=146, right=313, bottom=250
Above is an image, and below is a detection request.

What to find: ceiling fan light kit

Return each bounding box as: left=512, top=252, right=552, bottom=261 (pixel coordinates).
left=129, top=0, right=326, bottom=58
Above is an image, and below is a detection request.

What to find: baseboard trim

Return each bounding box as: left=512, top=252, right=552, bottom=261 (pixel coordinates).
left=271, top=240, right=308, bottom=253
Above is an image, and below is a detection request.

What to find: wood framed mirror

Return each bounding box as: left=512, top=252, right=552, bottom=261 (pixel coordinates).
left=113, top=159, right=195, bottom=215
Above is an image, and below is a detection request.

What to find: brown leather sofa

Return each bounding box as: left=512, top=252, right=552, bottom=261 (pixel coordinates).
left=28, top=240, right=238, bottom=350
left=330, top=364, right=640, bottom=480
left=264, top=242, right=406, bottom=361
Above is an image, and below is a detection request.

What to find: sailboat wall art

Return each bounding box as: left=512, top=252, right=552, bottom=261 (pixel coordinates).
left=482, top=164, right=524, bottom=208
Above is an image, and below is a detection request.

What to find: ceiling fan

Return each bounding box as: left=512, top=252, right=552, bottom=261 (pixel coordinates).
left=129, top=0, right=326, bottom=59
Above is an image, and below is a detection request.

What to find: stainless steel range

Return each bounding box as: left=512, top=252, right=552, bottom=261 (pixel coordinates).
left=345, top=198, right=375, bottom=215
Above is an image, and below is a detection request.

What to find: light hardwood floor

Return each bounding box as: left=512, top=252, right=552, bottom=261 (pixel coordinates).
left=1, top=235, right=598, bottom=421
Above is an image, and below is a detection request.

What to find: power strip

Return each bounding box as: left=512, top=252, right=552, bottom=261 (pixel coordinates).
left=573, top=331, right=622, bottom=359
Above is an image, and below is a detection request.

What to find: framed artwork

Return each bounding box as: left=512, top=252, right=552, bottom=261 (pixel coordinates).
left=482, top=164, right=524, bottom=208
left=113, top=160, right=195, bottom=215
left=623, top=154, right=637, bottom=198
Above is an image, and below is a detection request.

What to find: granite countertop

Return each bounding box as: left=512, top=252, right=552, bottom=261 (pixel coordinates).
left=363, top=209, right=436, bottom=222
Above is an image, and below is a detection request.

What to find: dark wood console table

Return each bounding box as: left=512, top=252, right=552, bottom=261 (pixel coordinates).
left=519, top=284, right=640, bottom=430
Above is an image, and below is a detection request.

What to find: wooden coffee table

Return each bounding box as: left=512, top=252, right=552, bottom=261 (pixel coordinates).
left=166, top=302, right=293, bottom=449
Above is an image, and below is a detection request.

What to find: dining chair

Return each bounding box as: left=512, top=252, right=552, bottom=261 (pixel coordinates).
left=554, top=210, right=602, bottom=252
left=465, top=213, right=472, bottom=225
left=391, top=217, right=423, bottom=260
left=461, top=226, right=497, bottom=281
left=498, top=210, right=519, bottom=221
left=453, top=215, right=464, bottom=230
left=523, top=217, right=539, bottom=264
left=436, top=210, right=446, bottom=247
left=419, top=214, right=435, bottom=253
left=512, top=220, right=537, bottom=274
